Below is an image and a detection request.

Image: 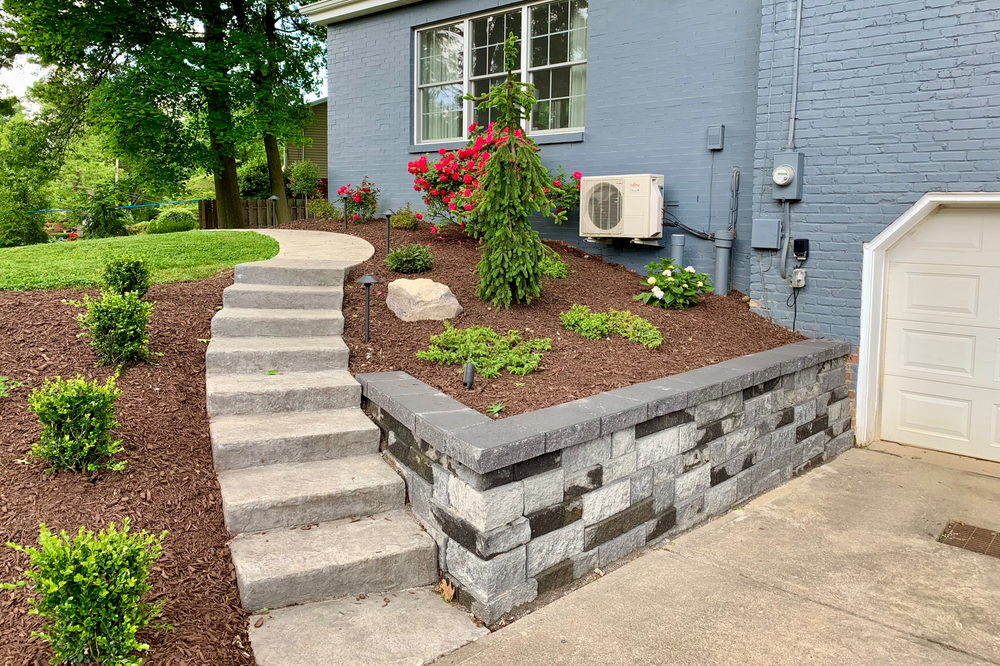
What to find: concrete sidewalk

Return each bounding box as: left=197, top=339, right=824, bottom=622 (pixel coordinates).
left=436, top=447, right=1000, bottom=666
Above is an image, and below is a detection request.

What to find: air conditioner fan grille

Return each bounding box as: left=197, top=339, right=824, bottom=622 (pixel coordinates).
left=587, top=182, right=623, bottom=231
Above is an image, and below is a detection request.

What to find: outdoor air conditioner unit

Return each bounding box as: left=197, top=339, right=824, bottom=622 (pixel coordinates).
left=579, top=174, right=664, bottom=243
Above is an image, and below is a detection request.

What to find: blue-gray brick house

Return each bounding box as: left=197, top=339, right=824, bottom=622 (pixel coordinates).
left=303, top=0, right=1000, bottom=460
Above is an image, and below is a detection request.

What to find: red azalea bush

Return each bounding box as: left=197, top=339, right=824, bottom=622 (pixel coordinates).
left=547, top=167, right=583, bottom=216
left=335, top=176, right=380, bottom=223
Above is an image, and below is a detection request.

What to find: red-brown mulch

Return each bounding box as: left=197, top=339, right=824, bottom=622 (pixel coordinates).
left=0, top=274, right=254, bottom=666
left=280, top=218, right=804, bottom=417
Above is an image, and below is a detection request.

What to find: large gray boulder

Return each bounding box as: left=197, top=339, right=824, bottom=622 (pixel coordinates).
left=386, top=278, right=463, bottom=322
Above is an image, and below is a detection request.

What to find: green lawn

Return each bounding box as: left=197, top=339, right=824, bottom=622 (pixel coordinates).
left=0, top=230, right=280, bottom=291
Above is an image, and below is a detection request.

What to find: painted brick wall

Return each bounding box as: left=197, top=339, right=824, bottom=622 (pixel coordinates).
left=327, top=0, right=762, bottom=287
left=750, top=0, right=1000, bottom=343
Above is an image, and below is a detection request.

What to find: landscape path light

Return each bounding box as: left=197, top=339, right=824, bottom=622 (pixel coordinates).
left=355, top=274, right=380, bottom=343
left=384, top=209, right=394, bottom=255
left=268, top=195, right=279, bottom=227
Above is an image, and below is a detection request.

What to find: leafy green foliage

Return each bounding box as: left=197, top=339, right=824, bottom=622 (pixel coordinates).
left=27, top=374, right=125, bottom=472
left=0, top=112, right=60, bottom=212
left=306, top=198, right=341, bottom=221
left=0, top=209, right=48, bottom=248
left=486, top=402, right=505, bottom=415
left=0, top=230, right=278, bottom=291
left=103, top=254, right=152, bottom=297
left=147, top=212, right=197, bottom=234
left=390, top=202, right=421, bottom=230
left=237, top=160, right=273, bottom=200
left=634, top=258, right=713, bottom=310
left=288, top=160, right=322, bottom=198
left=82, top=183, right=130, bottom=240
left=385, top=244, right=433, bottom=274
left=417, top=321, right=551, bottom=378
left=464, top=34, right=556, bottom=308
left=560, top=305, right=663, bottom=349
left=2, top=519, right=165, bottom=665
left=126, top=221, right=150, bottom=236
left=546, top=166, right=583, bottom=220
left=70, top=291, right=154, bottom=365
left=0, top=375, right=24, bottom=398
left=539, top=246, right=568, bottom=279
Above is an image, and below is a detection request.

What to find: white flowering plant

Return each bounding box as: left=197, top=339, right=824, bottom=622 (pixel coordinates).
left=633, top=258, right=713, bottom=310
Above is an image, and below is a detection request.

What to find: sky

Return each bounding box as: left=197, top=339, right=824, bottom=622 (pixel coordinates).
left=0, top=54, right=44, bottom=109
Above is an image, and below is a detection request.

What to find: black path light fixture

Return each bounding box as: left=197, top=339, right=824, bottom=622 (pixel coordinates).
left=268, top=195, right=279, bottom=227
left=384, top=209, right=394, bottom=255
left=355, top=274, right=379, bottom=343
left=463, top=362, right=475, bottom=390
left=342, top=194, right=351, bottom=230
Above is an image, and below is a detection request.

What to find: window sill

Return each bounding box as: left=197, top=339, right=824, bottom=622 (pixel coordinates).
left=408, top=131, right=584, bottom=154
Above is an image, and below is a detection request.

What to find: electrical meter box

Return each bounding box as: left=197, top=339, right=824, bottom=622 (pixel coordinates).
left=751, top=218, right=781, bottom=250
left=771, top=151, right=804, bottom=201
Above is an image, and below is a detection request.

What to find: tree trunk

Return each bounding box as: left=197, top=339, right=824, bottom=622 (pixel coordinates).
left=264, top=133, right=291, bottom=225
left=212, top=144, right=244, bottom=229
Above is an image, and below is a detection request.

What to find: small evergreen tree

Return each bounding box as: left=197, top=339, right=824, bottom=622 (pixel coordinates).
left=464, top=34, right=556, bottom=308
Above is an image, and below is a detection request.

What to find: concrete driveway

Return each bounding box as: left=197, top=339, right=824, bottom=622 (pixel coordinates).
left=436, top=446, right=1000, bottom=666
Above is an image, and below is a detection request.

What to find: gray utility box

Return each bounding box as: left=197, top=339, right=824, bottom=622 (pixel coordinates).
left=751, top=218, right=782, bottom=250
left=771, top=151, right=804, bottom=201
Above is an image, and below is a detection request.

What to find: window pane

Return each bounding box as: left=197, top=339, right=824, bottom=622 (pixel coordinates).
left=549, top=2, right=568, bottom=33
left=569, top=63, right=586, bottom=127
left=549, top=32, right=568, bottom=64
left=532, top=36, right=548, bottom=68
left=570, top=0, right=588, bottom=30
left=533, top=101, right=551, bottom=131
left=473, top=46, right=488, bottom=78
left=421, top=84, right=463, bottom=141
left=473, top=76, right=506, bottom=129
left=531, top=5, right=548, bottom=38
left=419, top=24, right=463, bottom=85
left=531, top=64, right=585, bottom=131
left=472, top=10, right=521, bottom=77
left=551, top=67, right=570, bottom=98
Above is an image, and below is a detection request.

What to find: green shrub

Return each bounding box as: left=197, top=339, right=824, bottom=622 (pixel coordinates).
left=0, top=209, right=48, bottom=248
left=126, top=221, right=149, bottom=236
left=539, top=246, right=568, bottom=279
left=634, top=258, right=713, bottom=310
left=417, top=321, right=551, bottom=378
left=103, top=254, right=152, bottom=297
left=386, top=244, right=434, bottom=274
left=560, top=305, right=663, bottom=349
left=390, top=202, right=421, bottom=230
left=70, top=291, right=154, bottom=365
left=82, top=185, right=130, bottom=240
left=147, top=211, right=197, bottom=234
left=2, top=519, right=165, bottom=665
left=306, top=198, right=342, bottom=221
left=237, top=160, right=273, bottom=199
left=27, top=374, right=125, bottom=473
left=288, top=160, right=322, bottom=199
left=336, top=176, right=380, bottom=223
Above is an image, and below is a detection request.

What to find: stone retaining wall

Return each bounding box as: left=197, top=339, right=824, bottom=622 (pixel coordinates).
left=358, top=339, right=853, bottom=623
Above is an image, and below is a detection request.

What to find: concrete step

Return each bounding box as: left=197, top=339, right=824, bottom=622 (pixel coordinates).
left=210, top=408, right=379, bottom=472
left=231, top=510, right=438, bottom=611
left=206, top=371, right=360, bottom=417
left=211, top=308, right=344, bottom=338
left=218, top=455, right=405, bottom=534
left=205, top=336, right=349, bottom=375
left=248, top=587, right=489, bottom=666
left=235, top=260, right=348, bottom=287
left=223, top=283, right=344, bottom=311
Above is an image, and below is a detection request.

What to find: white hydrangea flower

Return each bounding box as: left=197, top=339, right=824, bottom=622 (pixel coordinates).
left=697, top=281, right=703, bottom=287
left=652, top=286, right=664, bottom=299
left=647, top=276, right=657, bottom=285
left=685, top=266, right=696, bottom=273
left=666, top=276, right=675, bottom=282
left=661, top=269, right=670, bottom=276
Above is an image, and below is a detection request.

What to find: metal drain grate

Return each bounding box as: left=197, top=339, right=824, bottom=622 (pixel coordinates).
left=939, top=521, right=1000, bottom=559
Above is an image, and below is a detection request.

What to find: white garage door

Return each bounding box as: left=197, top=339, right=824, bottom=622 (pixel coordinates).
left=881, top=206, right=1000, bottom=463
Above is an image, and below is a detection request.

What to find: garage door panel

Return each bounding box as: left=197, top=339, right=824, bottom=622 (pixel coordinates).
left=891, top=207, right=1000, bottom=265
left=881, top=376, right=999, bottom=462
left=883, top=320, right=1000, bottom=388
left=887, top=263, right=1000, bottom=326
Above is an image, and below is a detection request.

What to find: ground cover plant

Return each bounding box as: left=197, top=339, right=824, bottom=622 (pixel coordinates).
left=416, top=321, right=551, bottom=378
left=0, top=274, right=254, bottom=664
left=0, top=230, right=278, bottom=291
left=560, top=305, right=663, bottom=349
left=3, top=520, right=165, bottom=666
left=28, top=374, right=125, bottom=473
left=635, top=258, right=713, bottom=310
left=385, top=243, right=433, bottom=274
left=70, top=291, right=154, bottom=365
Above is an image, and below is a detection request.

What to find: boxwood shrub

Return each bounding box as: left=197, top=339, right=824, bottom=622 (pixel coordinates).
left=103, top=254, right=152, bottom=297
left=70, top=291, right=154, bottom=365
left=147, top=212, right=198, bottom=234
left=386, top=243, right=433, bottom=274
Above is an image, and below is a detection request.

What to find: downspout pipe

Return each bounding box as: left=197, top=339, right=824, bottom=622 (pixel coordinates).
left=713, top=230, right=735, bottom=294
left=786, top=0, right=804, bottom=149
left=670, top=234, right=685, bottom=266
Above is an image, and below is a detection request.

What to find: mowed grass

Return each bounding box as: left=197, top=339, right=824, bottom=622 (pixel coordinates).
left=0, top=230, right=280, bottom=291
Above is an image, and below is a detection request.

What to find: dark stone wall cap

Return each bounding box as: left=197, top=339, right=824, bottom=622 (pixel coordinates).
left=416, top=409, right=493, bottom=451
left=503, top=403, right=602, bottom=452
left=570, top=393, right=649, bottom=435
left=445, top=421, right=546, bottom=473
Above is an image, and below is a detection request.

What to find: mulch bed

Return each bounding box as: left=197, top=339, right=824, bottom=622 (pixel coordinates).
left=0, top=274, right=254, bottom=666
left=280, top=218, right=804, bottom=417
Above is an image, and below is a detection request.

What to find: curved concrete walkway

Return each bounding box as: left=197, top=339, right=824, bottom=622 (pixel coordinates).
left=205, top=229, right=487, bottom=666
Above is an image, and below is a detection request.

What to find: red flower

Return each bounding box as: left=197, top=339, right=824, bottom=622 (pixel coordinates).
left=553, top=180, right=561, bottom=187
left=353, top=194, right=361, bottom=203
left=468, top=122, right=478, bottom=133
left=415, top=213, right=423, bottom=220
left=448, top=203, right=457, bottom=211
left=352, top=214, right=359, bottom=220
left=430, top=225, right=438, bottom=233
left=576, top=183, right=581, bottom=189
left=573, top=171, right=583, bottom=179
left=438, top=148, right=447, bottom=155
left=464, top=203, right=473, bottom=211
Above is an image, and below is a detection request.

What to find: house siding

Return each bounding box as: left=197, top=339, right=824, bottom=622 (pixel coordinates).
left=326, top=0, right=763, bottom=289
left=750, top=0, right=1000, bottom=345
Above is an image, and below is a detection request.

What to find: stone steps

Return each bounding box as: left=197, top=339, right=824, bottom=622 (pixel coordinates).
left=211, top=307, right=345, bottom=338
left=223, top=283, right=344, bottom=311
left=235, top=260, right=348, bottom=287
left=206, top=336, right=349, bottom=375
left=210, top=408, right=379, bottom=472
left=206, top=371, right=361, bottom=417
left=218, top=455, right=405, bottom=534
left=230, top=510, right=438, bottom=611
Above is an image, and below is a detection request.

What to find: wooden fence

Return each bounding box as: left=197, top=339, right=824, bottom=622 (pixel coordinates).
left=198, top=198, right=317, bottom=230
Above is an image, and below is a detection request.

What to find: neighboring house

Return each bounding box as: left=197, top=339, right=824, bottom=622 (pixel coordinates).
left=302, top=0, right=1000, bottom=462
left=284, top=97, right=330, bottom=178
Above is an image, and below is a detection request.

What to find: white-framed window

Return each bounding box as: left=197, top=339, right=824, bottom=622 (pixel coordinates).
left=414, top=0, right=588, bottom=144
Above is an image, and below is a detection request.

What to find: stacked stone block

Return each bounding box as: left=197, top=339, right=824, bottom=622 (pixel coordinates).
left=359, top=340, right=852, bottom=623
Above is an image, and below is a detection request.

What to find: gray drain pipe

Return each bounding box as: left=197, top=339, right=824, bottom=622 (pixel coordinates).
left=670, top=234, right=685, bottom=266
left=713, top=230, right=734, bottom=294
